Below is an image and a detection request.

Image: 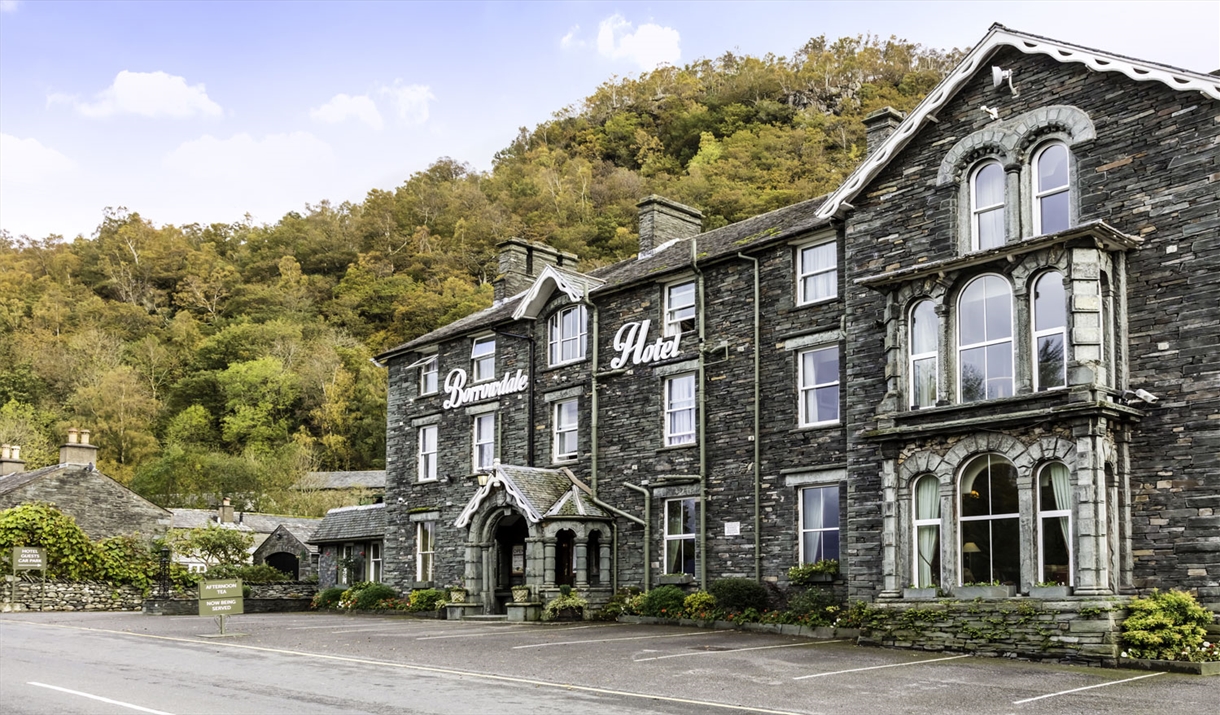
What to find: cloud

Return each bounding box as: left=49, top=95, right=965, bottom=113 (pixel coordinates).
left=379, top=82, right=435, bottom=125
left=164, top=132, right=334, bottom=183
left=0, top=134, right=77, bottom=185
left=560, top=25, right=585, bottom=49
left=50, top=70, right=223, bottom=119
left=596, top=14, right=681, bottom=70
left=310, top=93, right=383, bottom=130
left=0, top=1, right=19, bottom=12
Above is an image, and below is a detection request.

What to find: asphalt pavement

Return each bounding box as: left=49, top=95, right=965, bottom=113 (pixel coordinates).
left=1, top=610, right=1216, bottom=714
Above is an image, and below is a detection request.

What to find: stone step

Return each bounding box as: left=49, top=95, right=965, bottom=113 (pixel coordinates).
left=461, top=614, right=509, bottom=622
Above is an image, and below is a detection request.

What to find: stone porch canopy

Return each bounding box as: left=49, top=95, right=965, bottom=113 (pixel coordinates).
left=454, top=463, right=610, bottom=528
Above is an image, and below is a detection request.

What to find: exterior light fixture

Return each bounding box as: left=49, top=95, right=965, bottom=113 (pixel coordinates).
left=477, top=471, right=490, bottom=487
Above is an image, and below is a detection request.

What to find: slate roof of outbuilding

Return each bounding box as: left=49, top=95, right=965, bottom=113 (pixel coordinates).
left=168, top=508, right=321, bottom=536
left=297, top=470, right=387, bottom=491
left=259, top=523, right=320, bottom=554
left=376, top=194, right=829, bottom=359
left=0, top=463, right=171, bottom=516
left=308, top=503, right=386, bottom=543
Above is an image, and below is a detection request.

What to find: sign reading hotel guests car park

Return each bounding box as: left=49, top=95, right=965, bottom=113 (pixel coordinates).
left=199, top=579, right=244, bottom=616
left=11, top=547, right=46, bottom=572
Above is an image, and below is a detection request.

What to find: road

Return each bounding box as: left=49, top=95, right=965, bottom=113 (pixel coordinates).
left=2, top=611, right=1217, bottom=714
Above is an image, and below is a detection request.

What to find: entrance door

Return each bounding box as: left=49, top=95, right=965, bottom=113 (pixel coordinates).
left=494, top=515, right=528, bottom=590
left=556, top=530, right=575, bottom=587
left=266, top=552, right=300, bottom=579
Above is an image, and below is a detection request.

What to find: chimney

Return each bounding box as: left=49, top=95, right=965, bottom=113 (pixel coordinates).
left=219, top=497, right=235, bottom=524
left=493, top=238, right=579, bottom=303
left=863, top=107, right=904, bottom=156
left=636, top=196, right=703, bottom=258
left=1, top=444, right=25, bottom=476
left=59, top=427, right=100, bottom=466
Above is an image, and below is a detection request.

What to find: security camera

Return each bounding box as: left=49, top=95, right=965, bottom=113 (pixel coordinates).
left=1134, top=388, right=1159, bottom=404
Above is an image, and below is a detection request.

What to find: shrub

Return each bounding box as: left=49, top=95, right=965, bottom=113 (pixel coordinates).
left=543, top=591, right=589, bottom=621
left=208, top=563, right=291, bottom=583
left=640, top=585, right=686, bottom=618
left=592, top=587, right=640, bottom=621
left=709, top=578, right=769, bottom=613
left=408, top=588, right=446, bottom=612
left=312, top=587, right=345, bottom=610
left=786, top=587, right=841, bottom=627
left=788, top=560, right=839, bottom=586
left=1121, top=589, right=1219, bottom=662
left=682, top=591, right=717, bottom=619
left=353, top=583, right=399, bottom=610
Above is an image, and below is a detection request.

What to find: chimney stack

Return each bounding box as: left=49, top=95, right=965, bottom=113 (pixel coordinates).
left=0, top=444, right=25, bottom=476
left=862, top=107, right=904, bottom=156
left=218, top=497, right=235, bottom=524
left=636, top=196, right=703, bottom=259
left=493, top=238, right=579, bottom=303
left=59, top=427, right=99, bottom=466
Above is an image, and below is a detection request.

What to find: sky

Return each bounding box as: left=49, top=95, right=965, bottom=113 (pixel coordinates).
left=2, top=1, right=1218, bottom=241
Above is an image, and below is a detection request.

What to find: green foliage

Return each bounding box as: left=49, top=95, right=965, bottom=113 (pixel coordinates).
left=407, top=588, right=446, bottom=612
left=0, top=502, right=100, bottom=580
left=1121, top=590, right=1218, bottom=662
left=169, top=525, right=253, bottom=567
left=640, top=585, right=687, bottom=618
left=709, top=578, right=770, bottom=613
left=682, top=590, right=717, bottom=619
left=592, top=586, right=641, bottom=620
left=351, top=583, right=399, bottom=610
left=788, top=559, right=839, bottom=585
left=785, top=587, right=841, bottom=627
left=543, top=591, right=589, bottom=621
left=207, top=563, right=291, bottom=583
left=312, top=586, right=346, bottom=610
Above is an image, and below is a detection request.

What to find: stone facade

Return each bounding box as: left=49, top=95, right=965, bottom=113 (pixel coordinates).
left=0, top=464, right=172, bottom=542
left=375, top=26, right=1220, bottom=621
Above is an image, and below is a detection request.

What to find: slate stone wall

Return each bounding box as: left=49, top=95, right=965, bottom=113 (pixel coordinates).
left=0, top=467, right=171, bottom=542
left=1, top=578, right=144, bottom=612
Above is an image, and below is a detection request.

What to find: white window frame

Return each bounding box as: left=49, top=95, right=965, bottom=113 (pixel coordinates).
left=663, top=497, right=697, bottom=576
left=1033, top=142, right=1071, bottom=236
left=958, top=454, right=1021, bottom=586
left=912, top=475, right=941, bottom=589
left=664, top=280, right=696, bottom=337
left=956, top=274, right=1014, bottom=403
left=419, top=355, right=438, bottom=396
left=798, top=345, right=840, bottom=426
left=909, top=300, right=939, bottom=409
left=796, top=240, right=837, bottom=305
left=552, top=399, right=578, bottom=461
left=339, top=543, right=354, bottom=585
left=970, top=160, right=1006, bottom=251
left=417, top=425, right=437, bottom=482
left=548, top=305, right=587, bottom=366
left=416, top=521, right=435, bottom=583
left=1037, top=462, right=1074, bottom=587
left=471, top=336, right=496, bottom=383
left=369, top=542, right=382, bottom=583
left=473, top=412, right=496, bottom=471
left=1032, top=270, right=1067, bottom=392
left=798, top=485, right=841, bottom=564
left=664, top=373, right=696, bottom=447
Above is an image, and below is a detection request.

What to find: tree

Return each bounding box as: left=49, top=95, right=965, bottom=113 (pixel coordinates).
left=170, top=525, right=253, bottom=567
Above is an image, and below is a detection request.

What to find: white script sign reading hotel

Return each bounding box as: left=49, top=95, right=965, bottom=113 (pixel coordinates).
left=610, top=320, right=682, bottom=369
left=443, top=368, right=530, bottom=410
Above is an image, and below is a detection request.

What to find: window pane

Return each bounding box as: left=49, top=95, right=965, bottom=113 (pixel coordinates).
left=1037, top=334, right=1066, bottom=390
left=983, top=278, right=1012, bottom=341
left=1039, top=191, right=1070, bottom=235
left=960, top=346, right=986, bottom=403
left=977, top=208, right=1005, bottom=250
left=974, top=163, right=1004, bottom=207
left=815, top=385, right=839, bottom=422
left=913, top=357, right=937, bottom=408
left=1041, top=516, right=1071, bottom=584
left=985, top=343, right=1013, bottom=399
left=802, top=488, right=823, bottom=530
left=666, top=500, right=686, bottom=536
left=811, top=347, right=839, bottom=385
left=911, top=301, right=938, bottom=355
left=821, top=487, right=840, bottom=528
left=959, top=282, right=987, bottom=346
left=1034, top=272, right=1066, bottom=330
left=1038, top=144, right=1068, bottom=192
left=802, top=242, right=834, bottom=272
left=802, top=531, right=823, bottom=563
left=821, top=529, right=840, bottom=561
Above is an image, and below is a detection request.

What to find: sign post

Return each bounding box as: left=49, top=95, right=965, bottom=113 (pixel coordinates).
left=11, top=547, right=46, bottom=611
left=198, top=579, right=243, bottom=636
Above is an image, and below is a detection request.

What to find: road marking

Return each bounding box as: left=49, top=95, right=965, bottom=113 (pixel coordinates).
left=793, top=653, right=970, bottom=679
left=634, top=640, right=841, bottom=662
left=1012, top=672, right=1165, bottom=704
left=28, top=682, right=176, bottom=715
left=513, top=630, right=725, bottom=649
left=10, top=621, right=807, bottom=715
left=416, top=626, right=539, bottom=640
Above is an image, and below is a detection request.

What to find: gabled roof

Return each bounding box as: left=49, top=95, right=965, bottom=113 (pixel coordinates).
left=169, top=508, right=321, bottom=535
left=308, top=503, right=385, bottom=543
left=512, top=264, right=604, bottom=321
left=454, top=464, right=608, bottom=528
left=817, top=24, right=1220, bottom=222
left=259, top=523, right=320, bottom=554
left=0, top=463, right=170, bottom=517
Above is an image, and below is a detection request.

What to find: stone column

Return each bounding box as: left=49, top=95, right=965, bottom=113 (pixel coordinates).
left=575, top=541, right=589, bottom=588
left=543, top=540, right=556, bottom=587
left=879, top=457, right=902, bottom=598
left=599, top=543, right=611, bottom=587
left=1072, top=419, right=1113, bottom=596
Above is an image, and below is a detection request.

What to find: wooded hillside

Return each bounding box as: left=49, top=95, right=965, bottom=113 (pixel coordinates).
left=0, top=35, right=960, bottom=514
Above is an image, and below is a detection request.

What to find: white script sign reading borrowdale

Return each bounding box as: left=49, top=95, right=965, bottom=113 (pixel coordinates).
left=610, top=320, right=682, bottom=369
left=443, top=368, right=529, bottom=410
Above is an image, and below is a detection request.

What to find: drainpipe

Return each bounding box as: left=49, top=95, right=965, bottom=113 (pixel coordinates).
left=581, top=291, right=600, bottom=497
left=622, top=483, right=651, bottom=593
left=586, top=491, right=646, bottom=594
left=495, top=329, right=535, bottom=466
left=691, top=238, right=708, bottom=588
left=738, top=252, right=762, bottom=583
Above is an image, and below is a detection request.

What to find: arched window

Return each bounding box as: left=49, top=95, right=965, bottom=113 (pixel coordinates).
left=913, top=476, right=941, bottom=588
left=959, top=455, right=1020, bottom=585
left=1033, top=271, right=1067, bottom=391
left=1034, top=143, right=1070, bottom=235
left=1038, top=462, right=1073, bottom=586
left=971, top=161, right=1006, bottom=250
left=909, top=300, right=939, bottom=409
left=958, top=275, right=1013, bottom=402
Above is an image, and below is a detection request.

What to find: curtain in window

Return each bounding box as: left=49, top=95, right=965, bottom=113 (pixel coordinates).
left=1046, top=461, right=1071, bottom=543
left=915, top=477, right=940, bottom=588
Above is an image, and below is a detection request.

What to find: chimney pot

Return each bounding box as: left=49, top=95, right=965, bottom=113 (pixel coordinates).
left=0, top=444, right=25, bottom=476
left=10, top=446, right=18, bottom=460
left=635, top=196, right=703, bottom=258
left=68, top=428, right=79, bottom=444
left=1, top=444, right=9, bottom=460
left=60, top=428, right=99, bottom=466
left=80, top=429, right=91, bottom=445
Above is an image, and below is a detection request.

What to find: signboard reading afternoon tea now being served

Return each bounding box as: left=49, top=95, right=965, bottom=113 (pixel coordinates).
left=198, top=579, right=244, bottom=616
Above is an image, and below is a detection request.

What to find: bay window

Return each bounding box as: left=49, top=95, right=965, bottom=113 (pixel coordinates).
left=958, top=275, right=1013, bottom=402
left=1038, top=462, right=1073, bottom=586
left=1033, top=271, right=1067, bottom=391
left=959, top=455, right=1020, bottom=585
left=909, top=300, right=939, bottom=408
left=912, top=476, right=941, bottom=588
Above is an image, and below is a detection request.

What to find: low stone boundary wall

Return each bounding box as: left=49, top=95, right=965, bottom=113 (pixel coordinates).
left=617, top=614, right=861, bottom=640
left=859, top=597, right=1129, bottom=666
left=143, top=581, right=318, bottom=615
left=2, top=576, right=144, bottom=612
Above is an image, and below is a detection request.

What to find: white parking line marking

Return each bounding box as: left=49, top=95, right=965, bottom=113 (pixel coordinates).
left=16, top=622, right=806, bottom=715
left=793, top=653, right=970, bottom=679
left=513, top=630, right=725, bottom=649
left=29, top=682, right=176, bottom=715
left=634, top=640, right=840, bottom=661
left=1012, top=672, right=1165, bottom=704
left=417, top=626, right=538, bottom=640
left=371, top=623, right=616, bottom=639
